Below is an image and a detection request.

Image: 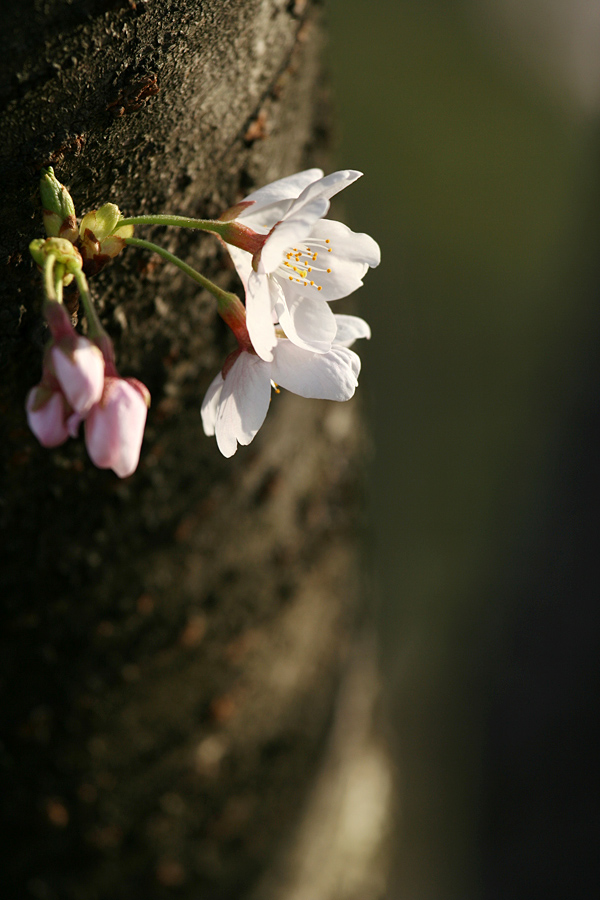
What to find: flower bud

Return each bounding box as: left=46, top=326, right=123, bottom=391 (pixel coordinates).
left=40, top=167, right=78, bottom=242
left=85, top=377, right=149, bottom=478
left=79, top=204, right=134, bottom=275
left=50, top=337, right=105, bottom=416
left=26, top=384, right=70, bottom=448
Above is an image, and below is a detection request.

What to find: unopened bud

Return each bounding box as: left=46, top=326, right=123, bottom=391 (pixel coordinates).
left=29, top=236, right=83, bottom=284
left=85, top=376, right=150, bottom=478
left=50, top=337, right=105, bottom=417
left=26, top=384, right=70, bottom=448
left=40, top=167, right=78, bottom=242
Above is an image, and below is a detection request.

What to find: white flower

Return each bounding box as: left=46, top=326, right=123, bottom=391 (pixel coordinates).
left=201, top=314, right=370, bottom=458
left=223, top=170, right=380, bottom=361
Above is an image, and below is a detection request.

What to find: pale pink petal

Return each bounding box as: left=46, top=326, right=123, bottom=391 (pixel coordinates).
left=246, top=266, right=277, bottom=361
left=26, top=387, right=69, bottom=448
left=214, top=352, right=271, bottom=457
left=270, top=342, right=360, bottom=401
left=276, top=293, right=337, bottom=354
left=201, top=372, right=224, bottom=436
left=85, top=378, right=148, bottom=478
left=51, top=338, right=104, bottom=416
left=239, top=168, right=324, bottom=213
left=333, top=314, right=372, bottom=347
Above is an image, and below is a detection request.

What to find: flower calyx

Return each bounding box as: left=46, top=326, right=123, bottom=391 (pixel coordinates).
left=216, top=292, right=253, bottom=354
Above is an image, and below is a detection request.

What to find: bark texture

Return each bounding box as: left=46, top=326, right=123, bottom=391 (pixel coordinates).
left=0, top=2, right=386, bottom=898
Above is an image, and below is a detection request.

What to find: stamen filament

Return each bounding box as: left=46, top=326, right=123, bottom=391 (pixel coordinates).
left=276, top=238, right=335, bottom=291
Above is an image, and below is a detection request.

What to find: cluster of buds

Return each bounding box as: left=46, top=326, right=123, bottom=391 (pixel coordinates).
left=27, top=170, right=149, bottom=478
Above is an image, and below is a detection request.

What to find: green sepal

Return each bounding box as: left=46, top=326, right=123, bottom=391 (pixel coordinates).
left=80, top=203, right=121, bottom=243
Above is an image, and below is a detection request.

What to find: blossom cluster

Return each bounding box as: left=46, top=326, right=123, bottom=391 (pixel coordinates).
left=26, top=175, right=149, bottom=478
left=26, top=298, right=149, bottom=478
left=202, top=168, right=379, bottom=456
left=26, top=167, right=379, bottom=473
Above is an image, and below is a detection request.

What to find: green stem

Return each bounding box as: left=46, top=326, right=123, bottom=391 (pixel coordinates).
left=119, top=215, right=265, bottom=256
left=73, top=269, right=98, bottom=333
left=73, top=270, right=103, bottom=338
left=73, top=268, right=117, bottom=373
left=43, top=254, right=57, bottom=302
left=54, top=263, right=65, bottom=305
left=119, top=214, right=227, bottom=237
left=124, top=237, right=239, bottom=309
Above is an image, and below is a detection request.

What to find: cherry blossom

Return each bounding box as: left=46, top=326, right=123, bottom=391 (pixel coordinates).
left=221, top=169, right=380, bottom=361
left=201, top=314, right=370, bottom=458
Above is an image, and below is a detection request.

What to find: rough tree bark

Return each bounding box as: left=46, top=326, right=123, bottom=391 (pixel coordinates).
left=1, top=2, right=390, bottom=899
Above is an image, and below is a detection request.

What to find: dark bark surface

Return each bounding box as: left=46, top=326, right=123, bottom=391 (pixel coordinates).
left=0, top=3, right=379, bottom=898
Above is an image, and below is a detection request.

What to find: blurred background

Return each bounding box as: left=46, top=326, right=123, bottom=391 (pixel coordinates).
left=326, top=1, right=600, bottom=898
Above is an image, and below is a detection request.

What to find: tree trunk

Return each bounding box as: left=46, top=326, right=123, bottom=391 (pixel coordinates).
left=0, top=2, right=390, bottom=898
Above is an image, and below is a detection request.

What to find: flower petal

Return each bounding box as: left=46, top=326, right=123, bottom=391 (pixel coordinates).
left=235, top=168, right=349, bottom=234
left=261, top=195, right=330, bottom=272
left=292, top=169, right=363, bottom=207
left=247, top=266, right=277, bottom=361
left=334, top=314, right=372, bottom=347
left=311, top=219, right=381, bottom=268
left=214, top=352, right=271, bottom=457
left=236, top=199, right=292, bottom=232
left=270, top=342, right=360, bottom=401
left=297, top=218, right=381, bottom=301
left=276, top=292, right=337, bottom=354
left=239, top=168, right=324, bottom=213
left=201, top=372, right=224, bottom=436
left=226, top=242, right=253, bottom=290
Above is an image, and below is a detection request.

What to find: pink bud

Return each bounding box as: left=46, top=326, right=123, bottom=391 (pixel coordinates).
left=84, top=377, right=149, bottom=478
left=26, top=385, right=70, bottom=448
left=50, top=336, right=105, bottom=416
